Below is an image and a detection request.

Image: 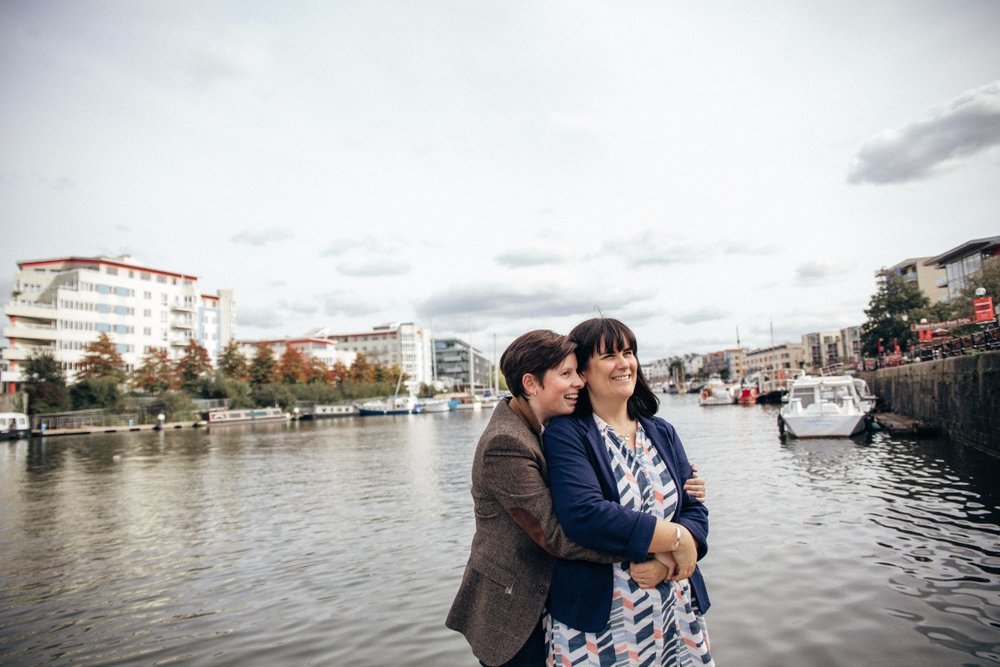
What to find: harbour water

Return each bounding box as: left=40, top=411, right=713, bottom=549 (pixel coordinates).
left=1, top=395, right=998, bottom=666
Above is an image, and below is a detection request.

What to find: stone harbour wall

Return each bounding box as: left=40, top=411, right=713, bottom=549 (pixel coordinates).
left=860, top=351, right=1000, bottom=457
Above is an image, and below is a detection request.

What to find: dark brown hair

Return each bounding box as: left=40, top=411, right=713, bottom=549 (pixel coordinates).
left=569, top=317, right=659, bottom=418
left=500, top=330, right=577, bottom=398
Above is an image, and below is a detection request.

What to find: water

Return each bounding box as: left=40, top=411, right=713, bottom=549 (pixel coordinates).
left=1, top=396, right=998, bottom=666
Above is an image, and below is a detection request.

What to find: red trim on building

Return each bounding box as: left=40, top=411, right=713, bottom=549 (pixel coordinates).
left=18, top=257, right=198, bottom=282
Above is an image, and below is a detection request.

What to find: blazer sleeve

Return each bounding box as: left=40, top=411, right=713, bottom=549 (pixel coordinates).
left=543, top=417, right=656, bottom=563
left=479, top=430, right=623, bottom=563
left=652, top=418, right=709, bottom=560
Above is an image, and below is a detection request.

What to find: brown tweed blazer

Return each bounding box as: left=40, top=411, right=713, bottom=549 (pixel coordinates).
left=446, top=397, right=619, bottom=666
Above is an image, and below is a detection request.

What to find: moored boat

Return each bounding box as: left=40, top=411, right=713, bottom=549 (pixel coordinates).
left=300, top=404, right=357, bottom=419
left=204, top=407, right=290, bottom=424
left=358, top=395, right=418, bottom=416
left=698, top=375, right=736, bottom=406
left=416, top=399, right=453, bottom=413
left=0, top=412, right=31, bottom=440
left=777, top=375, right=872, bottom=438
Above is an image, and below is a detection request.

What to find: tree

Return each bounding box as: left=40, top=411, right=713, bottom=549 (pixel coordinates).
left=304, top=356, right=329, bottom=384
left=277, top=345, right=307, bottom=384
left=349, top=352, right=376, bottom=384
left=71, top=376, right=121, bottom=410
left=217, top=340, right=249, bottom=381
left=327, top=360, right=348, bottom=386
left=132, top=347, right=175, bottom=393
left=861, top=273, right=930, bottom=356
left=22, top=352, right=69, bottom=414
left=76, top=332, right=127, bottom=382
left=175, top=340, right=212, bottom=393
left=249, top=343, right=277, bottom=386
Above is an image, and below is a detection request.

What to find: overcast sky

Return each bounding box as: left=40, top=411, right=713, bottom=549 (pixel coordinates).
left=2, top=1, right=999, bottom=361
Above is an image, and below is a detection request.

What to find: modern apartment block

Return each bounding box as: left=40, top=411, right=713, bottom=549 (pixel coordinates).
left=881, top=257, right=948, bottom=303
left=925, top=236, right=1000, bottom=301
left=744, top=343, right=806, bottom=378
left=322, top=322, right=433, bottom=386
left=237, top=337, right=356, bottom=369
left=2, top=256, right=234, bottom=391
left=801, top=331, right=843, bottom=370
left=432, top=337, right=493, bottom=392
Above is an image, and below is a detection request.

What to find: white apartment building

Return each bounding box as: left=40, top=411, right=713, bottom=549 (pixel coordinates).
left=801, top=331, right=843, bottom=371
left=2, top=256, right=234, bottom=390
left=322, top=322, right=433, bottom=386
left=237, top=337, right=356, bottom=369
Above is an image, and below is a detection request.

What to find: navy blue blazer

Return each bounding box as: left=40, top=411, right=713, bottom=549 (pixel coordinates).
left=543, top=413, right=710, bottom=632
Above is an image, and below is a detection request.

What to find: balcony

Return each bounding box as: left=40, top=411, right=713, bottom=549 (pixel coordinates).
left=2, top=344, right=57, bottom=362
left=4, top=301, right=57, bottom=321
left=171, top=318, right=195, bottom=330
left=3, top=322, right=58, bottom=342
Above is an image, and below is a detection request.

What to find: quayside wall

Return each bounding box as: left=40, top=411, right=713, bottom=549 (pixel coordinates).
left=860, top=351, right=1000, bottom=457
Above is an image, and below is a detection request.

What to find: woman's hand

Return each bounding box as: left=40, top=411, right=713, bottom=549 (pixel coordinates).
left=671, top=525, right=697, bottom=579
left=629, top=559, right=669, bottom=589
left=683, top=463, right=706, bottom=502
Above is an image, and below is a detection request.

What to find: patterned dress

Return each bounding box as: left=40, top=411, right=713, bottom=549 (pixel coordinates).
left=545, top=415, right=714, bottom=667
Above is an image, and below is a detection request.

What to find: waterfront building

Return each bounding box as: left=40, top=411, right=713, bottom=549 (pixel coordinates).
left=237, top=337, right=356, bottom=370
left=880, top=258, right=948, bottom=303
left=801, top=331, right=844, bottom=371
left=433, top=337, right=493, bottom=392
left=925, top=236, right=1000, bottom=301
left=839, top=325, right=864, bottom=367
left=323, top=322, right=433, bottom=387
left=745, top=343, right=806, bottom=378
left=2, top=256, right=234, bottom=391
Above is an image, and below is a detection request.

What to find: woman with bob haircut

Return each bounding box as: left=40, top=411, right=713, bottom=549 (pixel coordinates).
left=447, top=329, right=705, bottom=666
left=543, top=317, right=713, bottom=666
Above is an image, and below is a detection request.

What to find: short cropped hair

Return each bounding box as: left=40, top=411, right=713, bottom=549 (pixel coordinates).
left=568, top=317, right=660, bottom=418
left=500, top=330, right=577, bottom=398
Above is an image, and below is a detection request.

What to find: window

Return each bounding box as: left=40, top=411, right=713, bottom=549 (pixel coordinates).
left=156, top=275, right=166, bottom=283
left=144, top=291, right=152, bottom=299
left=96, top=284, right=111, bottom=294
left=106, top=267, right=118, bottom=275
left=144, top=309, right=151, bottom=317
left=97, top=323, right=111, bottom=333
left=96, top=304, right=111, bottom=313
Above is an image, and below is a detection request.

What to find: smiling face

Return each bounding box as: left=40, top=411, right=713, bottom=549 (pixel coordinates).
left=580, top=338, right=638, bottom=405
left=529, top=353, right=585, bottom=424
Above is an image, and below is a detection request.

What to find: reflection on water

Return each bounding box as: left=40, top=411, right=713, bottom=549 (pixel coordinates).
left=1, top=399, right=998, bottom=666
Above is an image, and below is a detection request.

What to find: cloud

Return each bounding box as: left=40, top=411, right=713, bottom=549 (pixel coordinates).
left=336, top=259, right=411, bottom=277
left=495, top=247, right=570, bottom=268
left=601, top=230, right=701, bottom=267
left=276, top=299, right=318, bottom=316
left=795, top=260, right=843, bottom=285
left=237, top=305, right=280, bottom=329
left=323, top=290, right=379, bottom=318
left=416, top=283, right=650, bottom=322
left=673, top=307, right=729, bottom=325
left=230, top=228, right=291, bottom=246
left=848, top=81, right=1000, bottom=184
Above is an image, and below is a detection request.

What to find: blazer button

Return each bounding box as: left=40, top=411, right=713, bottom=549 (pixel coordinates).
left=537, top=586, right=547, bottom=594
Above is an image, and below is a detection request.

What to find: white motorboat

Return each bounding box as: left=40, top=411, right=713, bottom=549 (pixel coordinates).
left=0, top=412, right=30, bottom=440
left=778, top=375, right=872, bottom=438
left=698, top=375, right=735, bottom=406
left=416, top=399, right=453, bottom=413
left=204, top=407, right=290, bottom=424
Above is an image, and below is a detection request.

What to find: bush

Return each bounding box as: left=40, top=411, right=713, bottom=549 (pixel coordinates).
left=70, top=377, right=122, bottom=411
left=25, top=383, right=70, bottom=415
left=159, top=391, right=197, bottom=422
left=250, top=383, right=297, bottom=410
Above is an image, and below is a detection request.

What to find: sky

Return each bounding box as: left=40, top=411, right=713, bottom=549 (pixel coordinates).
left=2, top=1, right=999, bottom=361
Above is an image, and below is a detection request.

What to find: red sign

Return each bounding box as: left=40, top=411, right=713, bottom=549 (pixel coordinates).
left=973, top=296, right=995, bottom=323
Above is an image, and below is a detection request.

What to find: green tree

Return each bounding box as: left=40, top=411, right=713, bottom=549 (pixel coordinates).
left=217, top=339, right=249, bottom=381
left=861, top=273, right=930, bottom=356
left=277, top=345, right=307, bottom=384
left=70, top=376, right=121, bottom=410
left=175, top=340, right=213, bottom=393
left=76, top=332, right=127, bottom=382
left=249, top=343, right=277, bottom=386
left=132, top=347, right=175, bottom=393
left=22, top=351, right=70, bottom=414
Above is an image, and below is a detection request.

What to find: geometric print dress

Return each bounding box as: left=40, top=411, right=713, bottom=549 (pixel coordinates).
left=545, top=415, right=714, bottom=667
